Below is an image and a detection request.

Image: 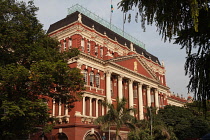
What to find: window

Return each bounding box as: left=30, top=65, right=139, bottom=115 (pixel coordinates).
left=95, top=45, right=98, bottom=56
left=82, top=70, right=88, bottom=85
left=100, top=47, right=103, bottom=58
left=158, top=96, right=161, bottom=105
left=58, top=44, right=61, bottom=53
left=90, top=72, right=94, bottom=86
left=63, top=40, right=66, bottom=51
left=133, top=89, right=137, bottom=98
left=95, top=73, right=100, bottom=88
left=81, top=38, right=84, bottom=52
left=87, top=41, right=90, bottom=53
left=122, top=81, right=125, bottom=97
left=151, top=94, right=154, bottom=103
left=111, top=78, right=113, bottom=97
left=69, top=38, right=72, bottom=49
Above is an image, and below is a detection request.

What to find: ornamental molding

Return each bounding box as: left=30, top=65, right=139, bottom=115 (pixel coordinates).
left=158, top=84, right=170, bottom=91
left=83, top=92, right=105, bottom=100
left=50, top=22, right=129, bottom=56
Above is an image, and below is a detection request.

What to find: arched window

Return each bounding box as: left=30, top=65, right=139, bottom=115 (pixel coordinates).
left=81, top=38, right=84, bottom=52
left=82, top=70, right=88, bottom=85
left=90, top=72, right=94, bottom=86
left=95, top=73, right=100, bottom=88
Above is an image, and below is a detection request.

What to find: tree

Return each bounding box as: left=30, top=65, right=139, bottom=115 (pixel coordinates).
left=0, top=0, right=84, bottom=139
left=118, top=0, right=210, bottom=105
left=94, top=97, right=136, bottom=140
left=128, top=107, right=177, bottom=140
left=157, top=105, right=210, bottom=140
left=185, top=101, right=210, bottom=120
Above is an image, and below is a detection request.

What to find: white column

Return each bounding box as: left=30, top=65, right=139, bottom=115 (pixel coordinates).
left=147, top=86, right=151, bottom=107
left=90, top=97, right=92, bottom=117
left=65, top=102, right=70, bottom=123
left=118, top=75, right=123, bottom=99
left=52, top=98, right=55, bottom=116
left=129, top=79, right=134, bottom=115
left=102, top=102, right=104, bottom=116
left=96, top=99, right=99, bottom=117
left=155, top=89, right=159, bottom=109
left=138, top=83, right=144, bottom=120
left=59, top=99, right=62, bottom=116
left=65, top=104, right=68, bottom=115
left=82, top=96, right=86, bottom=115
left=106, top=71, right=112, bottom=103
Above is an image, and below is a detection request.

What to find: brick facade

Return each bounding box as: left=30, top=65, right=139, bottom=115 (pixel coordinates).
left=32, top=7, right=186, bottom=140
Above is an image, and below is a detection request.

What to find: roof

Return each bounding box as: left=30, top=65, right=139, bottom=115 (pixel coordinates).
left=47, top=10, right=160, bottom=65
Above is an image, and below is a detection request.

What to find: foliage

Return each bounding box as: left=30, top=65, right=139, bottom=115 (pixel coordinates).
left=157, top=105, right=210, bottom=140
left=128, top=107, right=177, bottom=140
left=118, top=0, right=210, bottom=105
left=185, top=101, right=210, bottom=120
left=0, top=0, right=84, bottom=139
left=94, top=97, right=136, bottom=140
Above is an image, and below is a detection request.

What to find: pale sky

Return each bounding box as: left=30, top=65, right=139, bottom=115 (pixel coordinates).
left=21, top=0, right=190, bottom=98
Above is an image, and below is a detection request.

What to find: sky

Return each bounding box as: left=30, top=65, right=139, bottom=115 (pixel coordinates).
left=21, top=0, right=190, bottom=98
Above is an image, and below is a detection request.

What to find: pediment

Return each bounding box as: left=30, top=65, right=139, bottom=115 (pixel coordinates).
left=110, top=55, right=156, bottom=79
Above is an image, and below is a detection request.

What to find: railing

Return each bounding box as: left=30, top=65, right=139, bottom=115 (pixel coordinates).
left=67, top=4, right=145, bottom=49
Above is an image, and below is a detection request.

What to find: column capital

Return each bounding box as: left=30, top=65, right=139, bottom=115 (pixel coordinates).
left=117, top=75, right=123, bottom=80
left=154, top=88, right=159, bottom=92
left=105, top=70, right=112, bottom=76
left=146, top=85, right=150, bottom=89
left=137, top=82, right=143, bottom=86
left=128, top=79, right=133, bottom=84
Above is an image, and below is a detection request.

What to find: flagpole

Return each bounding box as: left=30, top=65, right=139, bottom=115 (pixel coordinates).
left=123, top=12, right=125, bottom=36
left=110, top=0, right=113, bottom=29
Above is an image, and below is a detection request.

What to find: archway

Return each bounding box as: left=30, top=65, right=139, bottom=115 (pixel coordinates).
left=83, top=130, right=101, bottom=140
left=55, top=133, right=68, bottom=140
left=85, top=134, right=98, bottom=140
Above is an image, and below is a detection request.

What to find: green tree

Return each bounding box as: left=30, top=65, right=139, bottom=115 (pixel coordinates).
left=118, top=0, right=210, bottom=104
left=0, top=0, right=84, bottom=139
left=128, top=107, right=177, bottom=140
left=157, top=105, right=210, bottom=140
left=94, top=97, right=136, bottom=140
left=186, top=101, right=210, bottom=120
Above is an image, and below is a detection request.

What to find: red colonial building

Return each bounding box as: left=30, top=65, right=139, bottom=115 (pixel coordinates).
left=33, top=5, right=186, bottom=140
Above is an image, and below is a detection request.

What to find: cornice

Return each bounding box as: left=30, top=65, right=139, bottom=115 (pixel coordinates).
left=53, top=123, right=99, bottom=129
left=83, top=91, right=105, bottom=99
left=80, top=52, right=105, bottom=64
left=158, top=84, right=170, bottom=92
left=168, top=97, right=186, bottom=104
